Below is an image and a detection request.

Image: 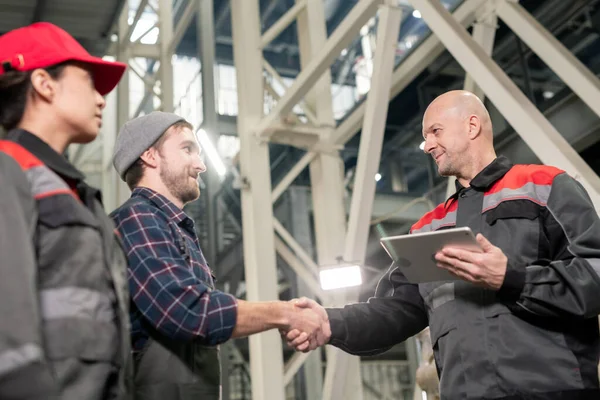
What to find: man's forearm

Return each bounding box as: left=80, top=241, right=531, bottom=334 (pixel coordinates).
left=231, top=299, right=294, bottom=338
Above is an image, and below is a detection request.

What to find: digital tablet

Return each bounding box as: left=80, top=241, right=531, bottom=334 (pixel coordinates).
left=379, top=227, right=482, bottom=284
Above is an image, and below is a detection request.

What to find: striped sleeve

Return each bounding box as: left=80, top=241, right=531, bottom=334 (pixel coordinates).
left=498, top=169, right=600, bottom=319
left=0, top=152, right=58, bottom=399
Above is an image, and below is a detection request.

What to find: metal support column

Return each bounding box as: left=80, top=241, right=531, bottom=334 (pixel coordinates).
left=410, top=0, right=600, bottom=210
left=158, top=0, right=174, bottom=112
left=294, top=1, right=365, bottom=399
left=116, top=3, right=132, bottom=205
left=323, top=4, right=403, bottom=400
left=288, top=186, right=323, bottom=400
left=230, top=2, right=285, bottom=400
left=196, top=0, right=228, bottom=397
left=496, top=0, right=600, bottom=120
left=197, top=0, right=220, bottom=270
left=447, top=6, right=497, bottom=199
left=463, top=8, right=497, bottom=101
left=101, top=90, right=119, bottom=213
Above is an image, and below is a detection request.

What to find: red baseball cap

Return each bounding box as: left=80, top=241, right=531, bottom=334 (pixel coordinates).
left=0, top=22, right=127, bottom=96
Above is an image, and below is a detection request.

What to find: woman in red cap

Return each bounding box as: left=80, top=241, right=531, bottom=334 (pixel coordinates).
left=0, top=22, right=132, bottom=400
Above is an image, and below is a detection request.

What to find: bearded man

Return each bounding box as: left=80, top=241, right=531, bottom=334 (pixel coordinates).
left=110, top=112, right=326, bottom=400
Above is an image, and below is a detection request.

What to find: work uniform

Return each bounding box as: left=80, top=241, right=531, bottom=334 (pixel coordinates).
left=0, top=129, right=132, bottom=400
left=327, top=156, right=600, bottom=400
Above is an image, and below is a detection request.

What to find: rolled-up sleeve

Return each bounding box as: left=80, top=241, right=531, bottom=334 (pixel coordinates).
left=113, top=202, right=237, bottom=345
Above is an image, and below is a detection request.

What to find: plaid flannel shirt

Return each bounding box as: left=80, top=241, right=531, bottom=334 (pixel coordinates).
left=110, top=187, right=237, bottom=352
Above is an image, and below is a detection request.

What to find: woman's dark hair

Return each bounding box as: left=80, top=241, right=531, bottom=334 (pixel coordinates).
left=0, top=62, right=69, bottom=131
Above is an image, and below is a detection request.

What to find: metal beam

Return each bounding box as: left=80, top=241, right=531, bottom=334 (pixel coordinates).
left=331, top=0, right=485, bottom=146
left=132, top=21, right=158, bottom=44
left=408, top=0, right=600, bottom=209
left=496, top=0, right=600, bottom=120
left=264, top=78, right=303, bottom=125
left=158, top=0, right=174, bottom=112
left=256, top=0, right=382, bottom=139
left=273, top=218, right=319, bottom=276
left=324, top=5, right=403, bottom=400
left=124, top=0, right=150, bottom=45
left=449, top=5, right=498, bottom=199
left=168, top=0, right=196, bottom=54
left=283, top=352, right=311, bottom=386
left=130, top=43, right=161, bottom=59
left=116, top=5, right=132, bottom=207
left=344, top=3, right=403, bottom=264
left=197, top=0, right=220, bottom=286
left=274, top=236, right=329, bottom=302
left=464, top=7, right=497, bottom=100
left=271, top=152, right=317, bottom=203
left=230, top=1, right=286, bottom=399
left=294, top=1, right=365, bottom=398
left=265, top=122, right=328, bottom=149
left=261, top=0, right=307, bottom=48
left=128, top=61, right=161, bottom=97
left=263, top=59, right=319, bottom=125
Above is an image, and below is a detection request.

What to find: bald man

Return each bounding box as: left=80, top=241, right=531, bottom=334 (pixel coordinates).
left=286, top=90, right=600, bottom=400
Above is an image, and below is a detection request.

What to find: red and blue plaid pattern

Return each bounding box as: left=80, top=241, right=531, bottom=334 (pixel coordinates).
left=110, top=187, right=237, bottom=351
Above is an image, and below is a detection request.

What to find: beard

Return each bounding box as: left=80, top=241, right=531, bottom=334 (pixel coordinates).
left=436, top=155, right=460, bottom=177
left=159, top=162, right=200, bottom=206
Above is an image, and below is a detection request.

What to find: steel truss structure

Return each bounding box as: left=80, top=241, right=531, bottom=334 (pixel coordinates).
left=84, top=0, right=600, bottom=399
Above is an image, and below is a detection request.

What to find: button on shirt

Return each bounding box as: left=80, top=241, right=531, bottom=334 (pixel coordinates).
left=110, top=187, right=238, bottom=352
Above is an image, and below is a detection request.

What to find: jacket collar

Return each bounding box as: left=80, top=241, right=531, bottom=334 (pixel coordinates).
left=6, top=129, right=85, bottom=181
left=446, top=155, right=513, bottom=206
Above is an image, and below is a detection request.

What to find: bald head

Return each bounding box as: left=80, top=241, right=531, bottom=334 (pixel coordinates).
left=422, top=90, right=497, bottom=182
left=425, top=90, right=492, bottom=140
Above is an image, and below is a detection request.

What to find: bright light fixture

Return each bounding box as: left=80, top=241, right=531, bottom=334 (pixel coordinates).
left=196, top=129, right=227, bottom=178
left=319, top=265, right=362, bottom=290
left=375, top=173, right=382, bottom=182
left=419, top=141, right=426, bottom=151
left=413, top=10, right=422, bottom=18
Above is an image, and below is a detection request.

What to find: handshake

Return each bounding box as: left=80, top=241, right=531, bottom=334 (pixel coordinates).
left=280, top=297, right=331, bottom=352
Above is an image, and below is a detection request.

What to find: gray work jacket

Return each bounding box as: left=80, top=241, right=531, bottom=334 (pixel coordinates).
left=0, top=129, right=132, bottom=399
left=328, top=156, right=600, bottom=400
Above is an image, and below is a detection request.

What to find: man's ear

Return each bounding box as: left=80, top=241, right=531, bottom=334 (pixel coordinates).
left=467, top=115, right=482, bottom=140
left=30, top=69, right=57, bottom=103
left=140, top=148, right=159, bottom=169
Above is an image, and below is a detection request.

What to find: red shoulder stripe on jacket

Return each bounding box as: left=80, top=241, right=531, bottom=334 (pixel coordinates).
left=0, top=140, right=44, bottom=170
left=0, top=140, right=77, bottom=200
left=411, top=198, right=458, bottom=234
left=483, top=164, right=564, bottom=212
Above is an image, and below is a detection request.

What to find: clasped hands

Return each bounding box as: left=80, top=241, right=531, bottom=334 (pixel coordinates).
left=280, top=235, right=508, bottom=353
left=281, top=297, right=330, bottom=352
